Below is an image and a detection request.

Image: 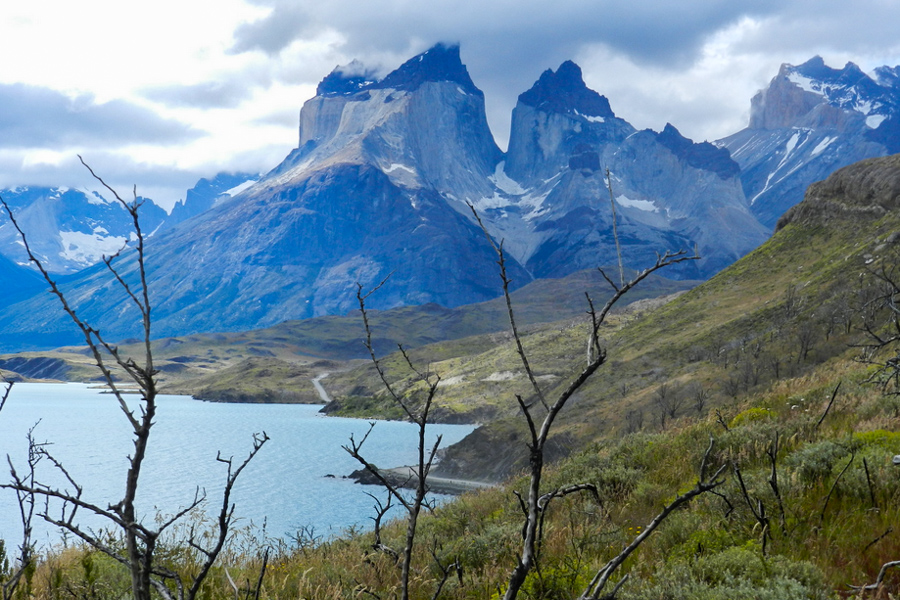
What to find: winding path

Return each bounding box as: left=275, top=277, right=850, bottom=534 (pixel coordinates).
left=383, top=466, right=496, bottom=494
left=311, top=372, right=331, bottom=403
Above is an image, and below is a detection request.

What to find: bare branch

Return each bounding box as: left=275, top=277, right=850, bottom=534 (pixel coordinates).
left=815, top=381, right=842, bottom=433
left=350, top=279, right=446, bottom=600
left=580, top=457, right=728, bottom=600
left=820, top=450, right=855, bottom=522
left=850, top=560, right=900, bottom=591
left=467, top=202, right=549, bottom=411
left=2, top=165, right=263, bottom=600
left=1, top=411, right=35, bottom=600
left=366, top=492, right=400, bottom=563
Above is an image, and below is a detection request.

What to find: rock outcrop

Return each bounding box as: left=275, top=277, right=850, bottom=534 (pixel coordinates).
left=777, top=153, right=900, bottom=229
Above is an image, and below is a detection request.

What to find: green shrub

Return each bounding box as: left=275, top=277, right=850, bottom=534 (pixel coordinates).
left=621, top=545, right=832, bottom=600
left=853, top=429, right=900, bottom=450
left=785, top=440, right=850, bottom=484
left=729, top=407, right=774, bottom=428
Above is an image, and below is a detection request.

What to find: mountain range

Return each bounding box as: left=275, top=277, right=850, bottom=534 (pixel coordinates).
left=719, top=56, right=900, bottom=227
left=0, top=45, right=897, bottom=350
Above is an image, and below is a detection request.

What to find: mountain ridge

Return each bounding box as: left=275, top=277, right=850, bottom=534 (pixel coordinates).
left=1, top=49, right=899, bottom=350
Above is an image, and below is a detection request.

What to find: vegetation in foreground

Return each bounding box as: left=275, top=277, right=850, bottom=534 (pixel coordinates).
left=5, top=355, right=899, bottom=599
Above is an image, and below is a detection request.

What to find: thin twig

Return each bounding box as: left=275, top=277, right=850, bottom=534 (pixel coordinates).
left=815, top=381, right=842, bottom=433
left=821, top=450, right=855, bottom=522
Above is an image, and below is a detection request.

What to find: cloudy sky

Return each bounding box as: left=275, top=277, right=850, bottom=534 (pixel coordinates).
left=1, top=0, right=898, bottom=209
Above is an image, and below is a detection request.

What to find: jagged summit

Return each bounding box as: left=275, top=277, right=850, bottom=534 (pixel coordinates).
left=873, top=65, right=900, bottom=89
left=655, top=123, right=740, bottom=180
left=751, top=57, right=893, bottom=131
left=518, top=60, right=613, bottom=118
left=313, top=44, right=480, bottom=98
left=374, top=43, right=481, bottom=95
left=720, top=55, right=900, bottom=228
left=316, top=60, right=378, bottom=96
left=791, top=56, right=850, bottom=82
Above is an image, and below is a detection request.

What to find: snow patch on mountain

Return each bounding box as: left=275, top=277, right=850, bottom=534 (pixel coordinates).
left=58, top=231, right=128, bottom=267
left=574, top=110, right=605, bottom=123
left=787, top=72, right=821, bottom=95
left=385, top=163, right=416, bottom=175
left=778, top=131, right=802, bottom=170
left=616, top=195, right=658, bottom=212
left=470, top=192, right=512, bottom=211
left=867, top=115, right=887, bottom=129
left=86, top=191, right=109, bottom=206
left=520, top=189, right=552, bottom=220
left=489, top=162, right=526, bottom=195
left=222, top=179, right=257, bottom=198
left=811, top=136, right=836, bottom=156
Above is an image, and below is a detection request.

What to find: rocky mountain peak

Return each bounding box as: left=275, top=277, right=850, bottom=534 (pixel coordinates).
left=373, top=43, right=481, bottom=96
left=313, top=44, right=480, bottom=99
left=873, top=65, right=900, bottom=89
left=750, top=56, right=893, bottom=131
left=316, top=60, right=378, bottom=97
left=518, top=60, right=613, bottom=118
left=655, top=123, right=740, bottom=180
left=721, top=56, right=900, bottom=229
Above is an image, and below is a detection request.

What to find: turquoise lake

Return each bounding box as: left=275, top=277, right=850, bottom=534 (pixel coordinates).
left=0, top=383, right=475, bottom=552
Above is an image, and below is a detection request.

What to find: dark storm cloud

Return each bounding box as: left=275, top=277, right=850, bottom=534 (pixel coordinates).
left=142, top=80, right=256, bottom=109
left=227, top=0, right=789, bottom=145
left=230, top=1, right=782, bottom=66
left=734, top=0, right=900, bottom=61
left=0, top=83, right=202, bottom=149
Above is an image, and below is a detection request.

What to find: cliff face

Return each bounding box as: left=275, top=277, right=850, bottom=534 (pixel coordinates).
left=0, top=44, right=531, bottom=347
left=0, top=186, right=167, bottom=274
left=505, top=61, right=631, bottom=185
left=719, top=56, right=900, bottom=228
left=283, top=44, right=502, bottom=202
left=14, top=50, right=899, bottom=348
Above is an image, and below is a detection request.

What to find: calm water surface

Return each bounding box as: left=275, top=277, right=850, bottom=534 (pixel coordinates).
left=0, top=383, right=475, bottom=551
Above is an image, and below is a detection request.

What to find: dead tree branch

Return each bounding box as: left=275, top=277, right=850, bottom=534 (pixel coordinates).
left=579, top=440, right=728, bottom=600
left=820, top=449, right=855, bottom=523
left=465, top=201, right=700, bottom=600
left=1, top=397, right=35, bottom=600
left=815, top=381, right=842, bottom=433
left=850, top=560, right=900, bottom=592
left=0, top=165, right=266, bottom=600
left=345, top=280, right=444, bottom=600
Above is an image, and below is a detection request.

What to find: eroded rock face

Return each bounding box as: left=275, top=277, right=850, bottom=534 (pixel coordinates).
left=720, top=56, right=900, bottom=228
left=287, top=43, right=501, bottom=202
left=0, top=44, right=531, bottom=347
left=16, top=49, right=897, bottom=348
